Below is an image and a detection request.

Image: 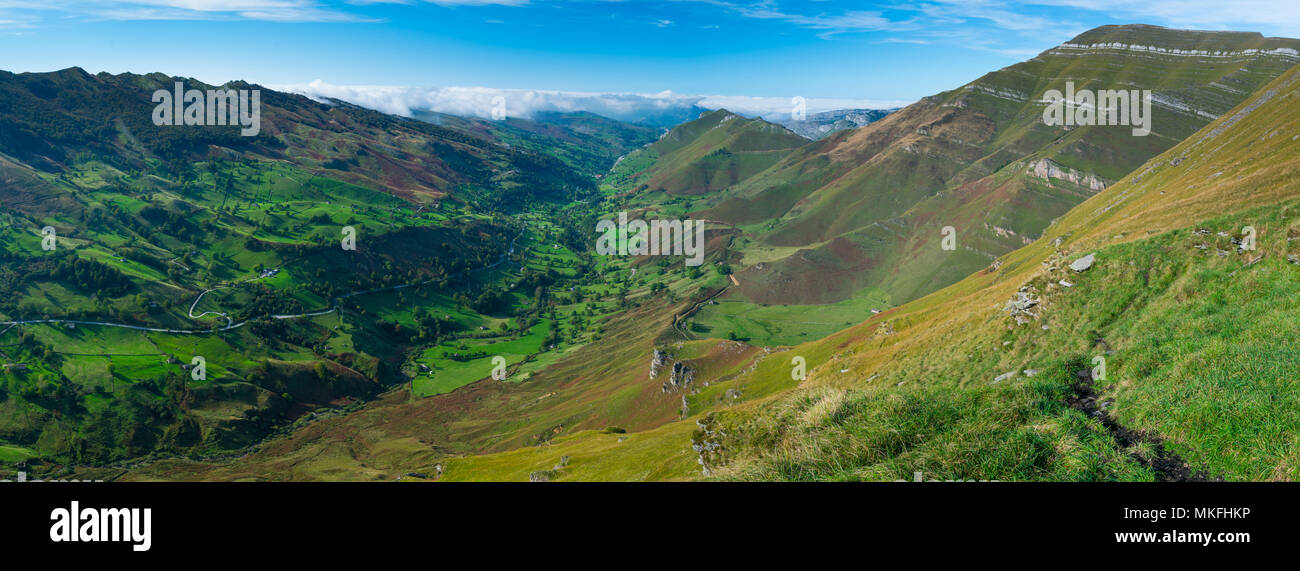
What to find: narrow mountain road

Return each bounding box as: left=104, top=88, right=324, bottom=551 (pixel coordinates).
left=0, top=226, right=527, bottom=337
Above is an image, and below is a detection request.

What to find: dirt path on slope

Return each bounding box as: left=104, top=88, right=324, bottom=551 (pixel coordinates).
left=1066, top=362, right=1219, bottom=482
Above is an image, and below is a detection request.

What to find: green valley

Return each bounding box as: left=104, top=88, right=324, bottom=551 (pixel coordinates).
left=2, top=23, right=1299, bottom=489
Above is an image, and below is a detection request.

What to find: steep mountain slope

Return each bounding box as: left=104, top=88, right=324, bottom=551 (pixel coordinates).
left=412, top=109, right=662, bottom=177
left=80, top=25, right=1300, bottom=483
left=635, top=25, right=1300, bottom=307
left=0, top=68, right=603, bottom=467
left=707, top=58, right=1300, bottom=482
left=604, top=109, right=807, bottom=198
left=431, top=56, right=1300, bottom=482
left=0, top=68, right=594, bottom=210
left=20, top=26, right=1300, bottom=483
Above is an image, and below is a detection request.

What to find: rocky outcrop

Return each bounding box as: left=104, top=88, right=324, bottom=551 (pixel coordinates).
left=1029, top=158, right=1107, bottom=191
left=1054, top=42, right=1300, bottom=61
left=1004, top=286, right=1041, bottom=325
left=1070, top=253, right=1096, bottom=272
left=528, top=470, right=555, bottom=482
left=691, top=416, right=725, bottom=477
left=649, top=349, right=667, bottom=379
left=664, top=360, right=695, bottom=393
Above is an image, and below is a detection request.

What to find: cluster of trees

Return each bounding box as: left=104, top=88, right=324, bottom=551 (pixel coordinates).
left=410, top=307, right=458, bottom=344
left=44, top=252, right=132, bottom=297
left=442, top=348, right=489, bottom=362
left=138, top=203, right=202, bottom=238
left=453, top=287, right=506, bottom=315
left=250, top=318, right=313, bottom=351
left=234, top=283, right=305, bottom=321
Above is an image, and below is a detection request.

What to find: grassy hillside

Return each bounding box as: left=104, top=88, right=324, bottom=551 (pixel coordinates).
left=605, top=109, right=807, bottom=198
left=90, top=244, right=744, bottom=481
left=412, top=110, right=662, bottom=178
left=15, top=27, right=1300, bottom=483
left=0, top=68, right=595, bottom=210
left=707, top=60, right=1300, bottom=481
left=360, top=52, right=1300, bottom=483
left=0, top=68, right=625, bottom=469
left=615, top=26, right=1300, bottom=312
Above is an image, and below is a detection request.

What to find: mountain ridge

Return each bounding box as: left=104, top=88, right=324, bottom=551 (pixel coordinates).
left=406, top=44, right=1300, bottom=483
left=610, top=24, right=1300, bottom=308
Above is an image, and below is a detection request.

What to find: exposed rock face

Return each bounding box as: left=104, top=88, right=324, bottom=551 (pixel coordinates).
left=691, top=416, right=725, bottom=477
left=1004, top=286, right=1041, bottom=325
left=1029, top=158, right=1107, bottom=191
left=1070, top=253, right=1096, bottom=272
left=649, top=349, right=667, bottom=379
left=653, top=348, right=703, bottom=406
left=663, top=360, right=695, bottom=393
left=1055, top=42, right=1300, bottom=60
left=874, top=320, right=895, bottom=338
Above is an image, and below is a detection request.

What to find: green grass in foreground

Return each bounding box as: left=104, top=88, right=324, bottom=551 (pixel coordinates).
left=713, top=365, right=1155, bottom=482
left=712, top=202, right=1300, bottom=481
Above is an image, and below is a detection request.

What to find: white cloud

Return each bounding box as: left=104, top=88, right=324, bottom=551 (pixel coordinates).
left=421, top=0, right=529, bottom=5
left=930, top=0, right=1300, bottom=38
left=697, top=94, right=911, bottom=118
left=31, top=1, right=378, bottom=23
left=274, top=80, right=913, bottom=123
left=1088, top=0, right=1300, bottom=37
left=690, top=1, right=908, bottom=38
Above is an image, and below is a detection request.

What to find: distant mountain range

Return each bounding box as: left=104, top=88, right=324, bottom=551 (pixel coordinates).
left=410, top=109, right=662, bottom=177
left=776, top=108, right=897, bottom=139
left=0, top=68, right=599, bottom=209
left=279, top=80, right=910, bottom=132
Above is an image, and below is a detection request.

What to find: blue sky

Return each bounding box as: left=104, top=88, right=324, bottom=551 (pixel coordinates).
left=2, top=1, right=1299, bottom=107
